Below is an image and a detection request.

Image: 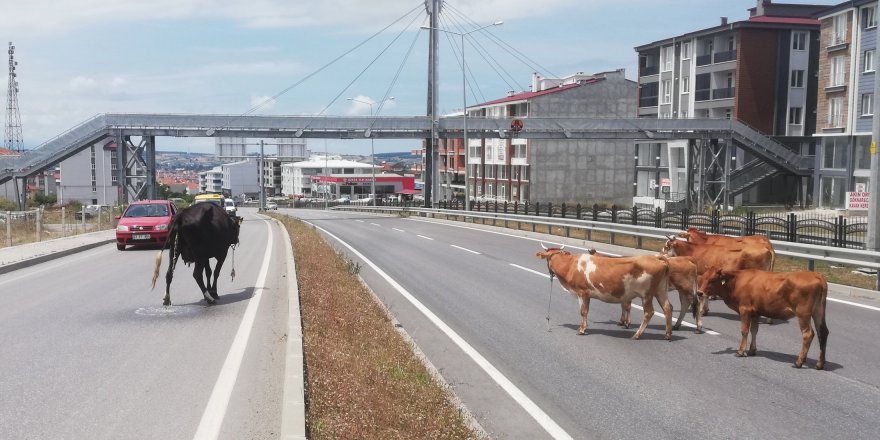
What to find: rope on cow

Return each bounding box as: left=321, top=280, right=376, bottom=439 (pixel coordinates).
left=546, top=271, right=555, bottom=332
left=230, top=243, right=238, bottom=281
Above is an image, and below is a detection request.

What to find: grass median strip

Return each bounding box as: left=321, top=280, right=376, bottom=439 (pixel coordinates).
left=279, top=216, right=481, bottom=439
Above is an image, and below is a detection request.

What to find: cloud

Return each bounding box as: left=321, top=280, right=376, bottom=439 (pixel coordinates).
left=0, top=0, right=584, bottom=36
left=345, top=95, right=398, bottom=116
left=250, top=95, right=276, bottom=111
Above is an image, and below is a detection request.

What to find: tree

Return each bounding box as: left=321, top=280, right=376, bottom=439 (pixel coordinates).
left=32, top=192, right=57, bottom=207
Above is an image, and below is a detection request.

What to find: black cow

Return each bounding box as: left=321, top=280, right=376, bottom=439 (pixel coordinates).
left=151, top=202, right=242, bottom=306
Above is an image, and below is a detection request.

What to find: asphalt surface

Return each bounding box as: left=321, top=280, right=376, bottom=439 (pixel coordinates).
left=283, top=208, right=880, bottom=440
left=3, top=207, right=879, bottom=440
left=0, top=210, right=290, bottom=440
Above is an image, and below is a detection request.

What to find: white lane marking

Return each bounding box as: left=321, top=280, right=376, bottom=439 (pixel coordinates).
left=417, top=234, right=434, bottom=241
left=509, top=264, right=719, bottom=335
left=450, top=245, right=480, bottom=255
left=370, top=223, right=381, bottom=227
left=392, top=228, right=405, bottom=232
left=309, top=222, right=573, bottom=440
left=827, top=297, right=880, bottom=312
left=193, top=219, right=274, bottom=440
left=355, top=220, right=364, bottom=223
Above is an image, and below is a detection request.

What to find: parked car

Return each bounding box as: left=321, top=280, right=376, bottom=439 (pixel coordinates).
left=115, top=200, right=176, bottom=250
left=266, top=201, right=278, bottom=210
left=74, top=204, right=108, bottom=220
left=334, top=196, right=351, bottom=204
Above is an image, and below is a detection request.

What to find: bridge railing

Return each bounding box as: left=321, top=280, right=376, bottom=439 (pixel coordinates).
left=331, top=205, right=880, bottom=290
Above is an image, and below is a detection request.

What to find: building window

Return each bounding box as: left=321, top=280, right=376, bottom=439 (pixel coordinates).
left=863, top=5, right=877, bottom=29
left=832, top=14, right=848, bottom=45
left=864, top=50, right=875, bottom=73
left=862, top=93, right=874, bottom=116
left=682, top=42, right=690, bottom=59
left=663, top=46, right=674, bottom=71
left=790, top=70, right=805, bottom=88
left=681, top=76, right=689, bottom=93
left=789, top=107, right=803, bottom=124
left=820, top=176, right=847, bottom=208
left=822, top=137, right=849, bottom=169
left=661, top=80, right=672, bottom=104
left=856, top=136, right=872, bottom=170
left=828, top=97, right=844, bottom=127
left=830, top=56, right=846, bottom=86
left=792, top=32, right=807, bottom=51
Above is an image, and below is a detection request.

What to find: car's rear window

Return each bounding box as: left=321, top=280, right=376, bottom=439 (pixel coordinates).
left=125, top=203, right=170, bottom=217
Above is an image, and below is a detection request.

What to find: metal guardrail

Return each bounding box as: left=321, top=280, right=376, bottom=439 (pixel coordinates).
left=334, top=205, right=880, bottom=290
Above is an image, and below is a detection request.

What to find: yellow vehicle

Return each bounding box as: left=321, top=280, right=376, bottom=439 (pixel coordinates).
left=193, top=193, right=224, bottom=207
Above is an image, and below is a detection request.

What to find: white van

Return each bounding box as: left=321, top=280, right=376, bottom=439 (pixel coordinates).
left=223, top=198, right=237, bottom=216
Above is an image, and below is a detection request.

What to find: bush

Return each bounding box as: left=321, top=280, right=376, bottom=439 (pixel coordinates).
left=0, top=198, right=15, bottom=211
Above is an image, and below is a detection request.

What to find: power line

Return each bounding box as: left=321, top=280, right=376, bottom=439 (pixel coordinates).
left=437, top=15, right=486, bottom=105
left=445, top=2, right=562, bottom=81
left=370, top=16, right=427, bottom=129
left=442, top=13, right=521, bottom=94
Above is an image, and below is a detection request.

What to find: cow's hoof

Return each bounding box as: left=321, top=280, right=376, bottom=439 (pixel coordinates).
left=206, top=298, right=216, bottom=305
left=209, top=291, right=219, bottom=299
left=747, top=349, right=757, bottom=356
left=616, top=321, right=625, bottom=327
left=673, top=324, right=681, bottom=331
left=792, top=363, right=803, bottom=369
left=631, top=334, right=642, bottom=340
left=695, top=328, right=704, bottom=334
left=814, top=363, right=825, bottom=370
left=163, top=300, right=171, bottom=307
left=735, top=351, right=747, bottom=357
left=665, top=334, right=672, bottom=341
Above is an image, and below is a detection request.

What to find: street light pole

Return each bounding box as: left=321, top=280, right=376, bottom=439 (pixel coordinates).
left=347, top=97, right=395, bottom=206
left=421, top=21, right=503, bottom=211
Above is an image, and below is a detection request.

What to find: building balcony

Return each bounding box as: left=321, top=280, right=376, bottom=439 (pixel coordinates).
left=695, top=89, right=711, bottom=101
left=639, top=96, right=659, bottom=107
left=696, top=54, right=712, bottom=66
left=787, top=124, right=804, bottom=136
left=713, top=50, right=736, bottom=63
left=712, top=87, right=735, bottom=100
left=641, top=65, right=659, bottom=76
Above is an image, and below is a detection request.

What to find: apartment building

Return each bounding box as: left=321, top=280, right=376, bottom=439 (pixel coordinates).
left=57, top=139, right=120, bottom=206
left=635, top=0, right=830, bottom=207
left=435, top=69, right=637, bottom=205
left=281, top=156, right=376, bottom=198
left=814, top=1, right=877, bottom=208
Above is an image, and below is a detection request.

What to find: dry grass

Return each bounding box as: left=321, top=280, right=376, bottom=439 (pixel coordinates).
left=279, top=216, right=481, bottom=440
left=0, top=208, right=115, bottom=249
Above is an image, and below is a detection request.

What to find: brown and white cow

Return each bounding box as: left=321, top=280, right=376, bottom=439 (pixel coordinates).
left=586, top=249, right=703, bottom=332
left=536, top=247, right=672, bottom=340
left=677, top=228, right=776, bottom=271
left=698, top=268, right=829, bottom=369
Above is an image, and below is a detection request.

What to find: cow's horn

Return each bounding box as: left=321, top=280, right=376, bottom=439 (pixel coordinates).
left=541, top=243, right=548, bottom=250
left=559, top=245, right=565, bottom=250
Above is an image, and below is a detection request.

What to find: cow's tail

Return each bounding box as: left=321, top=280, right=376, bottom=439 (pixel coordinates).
left=151, top=221, right=177, bottom=289
left=815, top=278, right=829, bottom=355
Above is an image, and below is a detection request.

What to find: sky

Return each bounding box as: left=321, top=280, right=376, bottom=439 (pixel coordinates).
left=0, top=0, right=829, bottom=156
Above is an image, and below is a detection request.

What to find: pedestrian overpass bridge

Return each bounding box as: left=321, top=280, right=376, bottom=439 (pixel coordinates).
left=0, top=113, right=812, bottom=207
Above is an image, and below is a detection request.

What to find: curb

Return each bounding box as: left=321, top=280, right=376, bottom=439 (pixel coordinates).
left=0, top=239, right=116, bottom=276
left=273, top=216, right=307, bottom=440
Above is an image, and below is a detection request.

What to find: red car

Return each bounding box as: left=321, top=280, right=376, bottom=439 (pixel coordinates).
left=115, top=200, right=177, bottom=250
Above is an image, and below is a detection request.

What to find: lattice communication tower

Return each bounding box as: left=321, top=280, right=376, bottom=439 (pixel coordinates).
left=5, top=41, right=24, bottom=152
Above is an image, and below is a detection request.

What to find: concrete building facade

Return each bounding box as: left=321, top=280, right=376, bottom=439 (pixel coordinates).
left=58, top=139, right=119, bottom=206
left=814, top=0, right=877, bottom=208
left=434, top=69, right=638, bottom=206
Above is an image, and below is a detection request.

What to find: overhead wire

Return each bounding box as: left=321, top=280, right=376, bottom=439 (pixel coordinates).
left=370, top=15, right=427, bottom=129
left=304, top=4, right=425, bottom=134
left=206, top=2, right=424, bottom=133
left=443, top=9, right=524, bottom=93
left=445, top=2, right=562, bottom=81
left=437, top=14, right=487, bottom=106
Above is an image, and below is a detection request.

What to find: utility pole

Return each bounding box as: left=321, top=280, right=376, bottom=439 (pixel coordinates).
left=424, top=0, right=440, bottom=208
left=259, top=140, right=266, bottom=211
left=869, top=26, right=880, bottom=256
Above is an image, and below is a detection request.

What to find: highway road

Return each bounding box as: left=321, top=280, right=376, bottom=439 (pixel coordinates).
left=0, top=211, right=290, bottom=440
left=284, top=208, right=880, bottom=440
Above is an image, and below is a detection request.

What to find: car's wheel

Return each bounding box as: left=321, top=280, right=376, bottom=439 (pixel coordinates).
left=116, top=244, right=126, bottom=251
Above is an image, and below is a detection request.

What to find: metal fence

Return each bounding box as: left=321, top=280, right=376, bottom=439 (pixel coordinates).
left=423, top=200, right=868, bottom=250
left=1, top=206, right=120, bottom=248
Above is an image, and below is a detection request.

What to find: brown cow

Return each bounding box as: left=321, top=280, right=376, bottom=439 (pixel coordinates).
left=586, top=249, right=703, bottom=332
left=698, top=268, right=829, bottom=369
left=663, top=236, right=776, bottom=321
left=536, top=247, right=672, bottom=340
left=678, top=228, right=776, bottom=271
